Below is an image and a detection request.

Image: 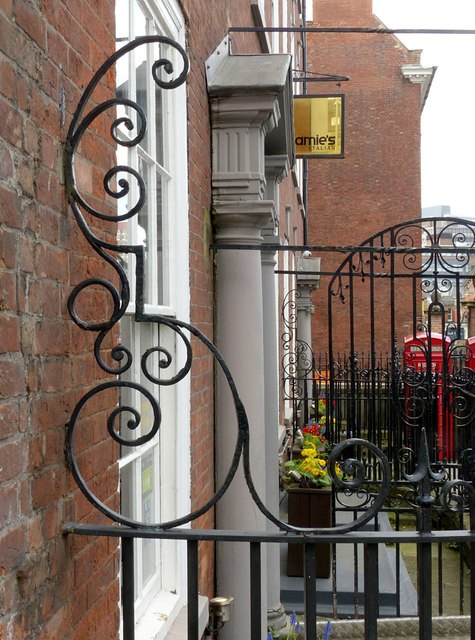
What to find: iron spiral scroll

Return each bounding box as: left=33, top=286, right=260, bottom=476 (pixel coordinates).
left=62, top=36, right=251, bottom=530
left=64, top=37, right=419, bottom=535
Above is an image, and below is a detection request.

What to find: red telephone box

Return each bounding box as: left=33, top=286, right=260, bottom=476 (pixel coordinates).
left=467, top=336, right=475, bottom=368
left=403, top=332, right=453, bottom=461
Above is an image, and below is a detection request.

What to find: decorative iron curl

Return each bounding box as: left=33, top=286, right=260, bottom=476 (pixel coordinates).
left=296, top=339, right=314, bottom=376
left=385, top=484, right=419, bottom=509
left=451, top=228, right=475, bottom=247
left=139, top=317, right=193, bottom=386
left=416, top=320, right=429, bottom=334
left=434, top=278, right=453, bottom=295
left=448, top=363, right=475, bottom=425
left=68, top=276, right=125, bottom=332
left=398, top=446, right=416, bottom=469
left=393, top=223, right=428, bottom=272
left=66, top=309, right=256, bottom=529
left=352, top=251, right=370, bottom=280
left=330, top=273, right=348, bottom=303
left=449, top=345, right=475, bottom=368
left=282, top=350, right=300, bottom=380
left=436, top=221, right=475, bottom=250
left=151, top=56, right=188, bottom=89
left=401, top=359, right=428, bottom=388
left=449, top=392, right=475, bottom=426
left=420, top=278, right=434, bottom=296
left=95, top=334, right=133, bottom=375
left=335, top=487, right=374, bottom=510
left=437, top=251, right=470, bottom=273
left=103, top=164, right=146, bottom=219
left=402, top=396, right=427, bottom=425
left=65, top=381, right=161, bottom=525
left=282, top=289, right=298, bottom=333
left=65, top=36, right=188, bottom=238
left=249, top=438, right=392, bottom=534
left=68, top=99, right=147, bottom=224
left=440, top=480, right=475, bottom=513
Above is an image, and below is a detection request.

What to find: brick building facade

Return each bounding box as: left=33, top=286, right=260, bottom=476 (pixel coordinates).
left=306, top=0, right=434, bottom=354
left=0, top=1, right=304, bottom=639
left=1, top=2, right=120, bottom=638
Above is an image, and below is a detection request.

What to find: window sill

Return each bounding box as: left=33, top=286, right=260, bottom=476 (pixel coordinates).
left=164, top=596, right=209, bottom=639
left=135, top=594, right=208, bottom=640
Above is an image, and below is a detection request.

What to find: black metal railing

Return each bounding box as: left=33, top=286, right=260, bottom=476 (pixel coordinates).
left=65, top=513, right=475, bottom=639
left=287, top=349, right=475, bottom=476
left=281, top=301, right=475, bottom=631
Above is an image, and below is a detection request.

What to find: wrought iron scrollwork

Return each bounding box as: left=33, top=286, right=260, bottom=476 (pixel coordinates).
left=65, top=40, right=475, bottom=536
left=329, top=216, right=475, bottom=305
left=281, top=289, right=314, bottom=401
left=274, top=438, right=393, bottom=534
left=440, top=479, right=475, bottom=515
left=64, top=37, right=243, bottom=530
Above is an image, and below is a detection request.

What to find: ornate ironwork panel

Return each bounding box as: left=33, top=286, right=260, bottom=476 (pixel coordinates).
left=62, top=38, right=475, bottom=640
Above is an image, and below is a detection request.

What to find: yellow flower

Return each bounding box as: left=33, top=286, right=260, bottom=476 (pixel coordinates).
left=299, top=458, right=314, bottom=473
left=301, top=443, right=316, bottom=457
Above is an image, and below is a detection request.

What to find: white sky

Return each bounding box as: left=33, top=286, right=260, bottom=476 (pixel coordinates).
left=372, top=0, right=475, bottom=218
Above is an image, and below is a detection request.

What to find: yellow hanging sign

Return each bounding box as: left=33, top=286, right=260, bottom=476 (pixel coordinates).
left=294, top=95, right=344, bottom=158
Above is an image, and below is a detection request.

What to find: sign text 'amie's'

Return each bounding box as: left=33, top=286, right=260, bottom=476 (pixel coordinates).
left=294, top=95, right=344, bottom=158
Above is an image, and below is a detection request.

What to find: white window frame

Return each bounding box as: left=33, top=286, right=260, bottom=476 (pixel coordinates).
left=116, top=0, right=191, bottom=638
left=271, top=0, right=280, bottom=52
left=306, top=0, right=313, bottom=23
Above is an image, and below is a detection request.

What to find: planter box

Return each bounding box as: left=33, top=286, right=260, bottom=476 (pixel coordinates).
left=287, top=486, right=332, bottom=578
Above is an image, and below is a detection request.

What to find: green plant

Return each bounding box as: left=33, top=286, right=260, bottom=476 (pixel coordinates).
left=282, top=427, right=339, bottom=489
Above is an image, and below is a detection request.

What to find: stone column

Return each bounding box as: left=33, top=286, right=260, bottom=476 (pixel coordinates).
left=212, top=99, right=279, bottom=640
left=262, top=156, right=289, bottom=633
left=296, top=256, right=321, bottom=420
left=207, top=49, right=294, bottom=639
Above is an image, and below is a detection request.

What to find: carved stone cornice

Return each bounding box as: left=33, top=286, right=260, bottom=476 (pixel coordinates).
left=208, top=48, right=294, bottom=210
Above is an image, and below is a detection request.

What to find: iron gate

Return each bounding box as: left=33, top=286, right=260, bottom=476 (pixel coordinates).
left=284, top=217, right=475, bottom=476
left=281, top=218, right=475, bottom=631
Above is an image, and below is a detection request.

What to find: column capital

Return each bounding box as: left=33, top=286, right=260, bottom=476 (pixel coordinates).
left=296, top=285, right=315, bottom=316
left=211, top=97, right=281, bottom=201
left=263, top=154, right=290, bottom=237
left=296, top=256, right=321, bottom=290
left=213, top=200, right=274, bottom=244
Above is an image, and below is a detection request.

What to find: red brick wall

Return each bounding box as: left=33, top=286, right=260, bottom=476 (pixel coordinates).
left=0, top=1, right=120, bottom=639
left=307, top=0, right=423, bottom=354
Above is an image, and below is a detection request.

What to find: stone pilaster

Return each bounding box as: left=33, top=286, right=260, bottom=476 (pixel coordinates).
left=262, top=155, right=289, bottom=634
left=207, top=48, right=294, bottom=640
left=296, top=256, right=321, bottom=415
left=212, top=96, right=278, bottom=640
